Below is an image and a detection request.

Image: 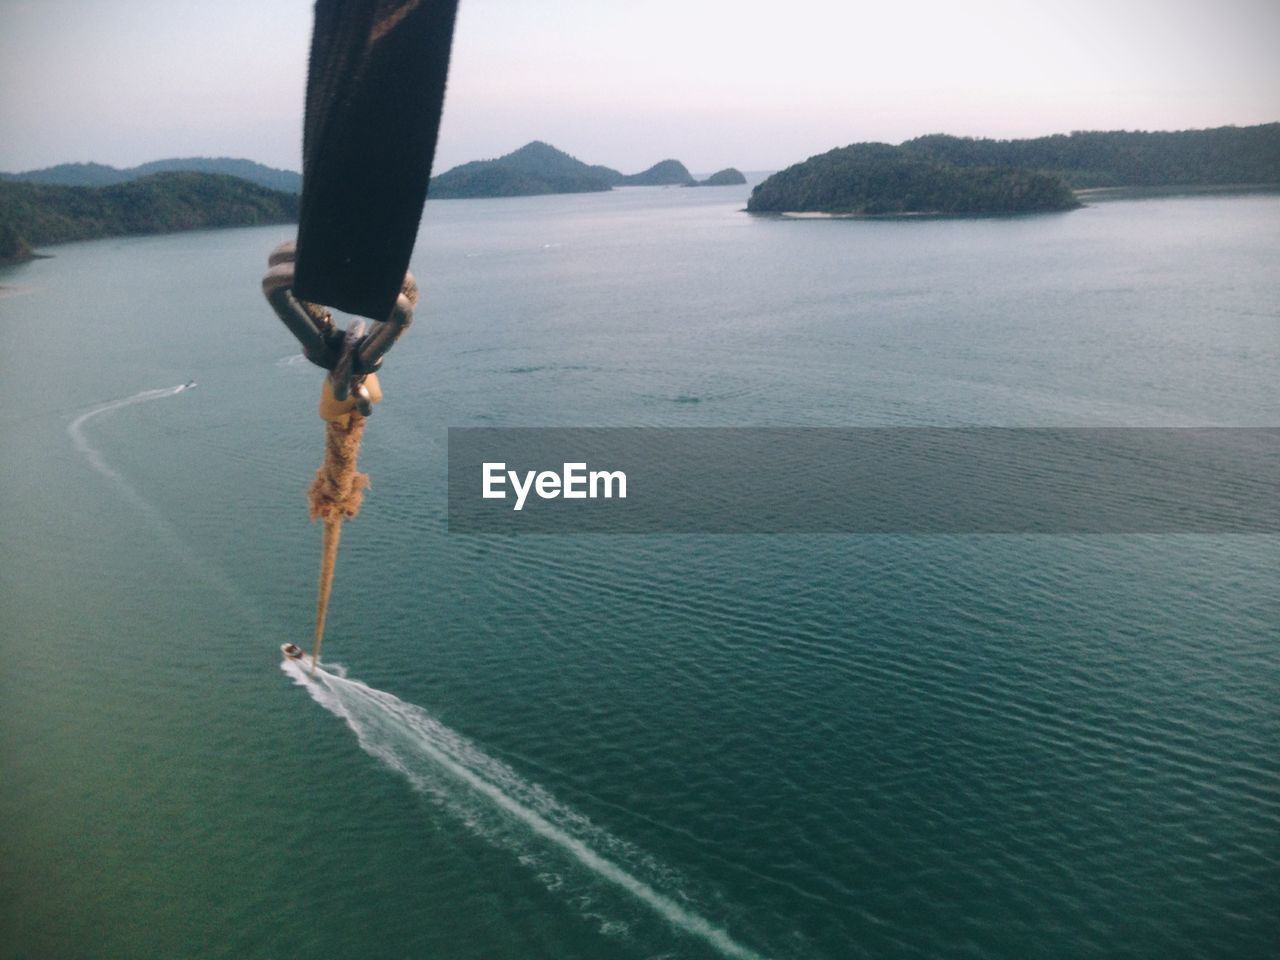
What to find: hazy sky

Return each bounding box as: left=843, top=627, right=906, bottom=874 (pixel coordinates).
left=2, top=0, right=1277, bottom=175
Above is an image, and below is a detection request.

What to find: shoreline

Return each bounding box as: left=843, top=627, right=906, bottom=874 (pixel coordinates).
left=756, top=182, right=1280, bottom=219
left=1073, top=182, right=1280, bottom=200
left=764, top=207, right=1076, bottom=220
left=777, top=209, right=945, bottom=219
left=0, top=251, right=52, bottom=266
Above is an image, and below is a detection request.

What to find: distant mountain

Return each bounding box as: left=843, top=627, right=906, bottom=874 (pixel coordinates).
left=1, top=157, right=302, bottom=194
left=0, top=172, right=299, bottom=260
left=0, top=162, right=126, bottom=188
left=429, top=142, right=615, bottom=198
left=620, top=159, right=695, bottom=186
left=688, top=167, right=747, bottom=187
left=586, top=164, right=627, bottom=186
left=429, top=142, right=719, bottom=198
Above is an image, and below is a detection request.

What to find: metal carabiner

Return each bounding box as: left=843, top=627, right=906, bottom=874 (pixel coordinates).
left=358, top=273, right=417, bottom=373
left=263, top=242, right=342, bottom=370
left=263, top=241, right=416, bottom=415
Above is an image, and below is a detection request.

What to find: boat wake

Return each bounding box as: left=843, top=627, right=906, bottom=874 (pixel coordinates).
left=67, top=383, right=195, bottom=518
left=66, top=383, right=264, bottom=623
left=282, top=657, right=768, bottom=959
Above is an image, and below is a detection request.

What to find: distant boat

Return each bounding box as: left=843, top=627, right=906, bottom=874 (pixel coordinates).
left=281, top=643, right=304, bottom=660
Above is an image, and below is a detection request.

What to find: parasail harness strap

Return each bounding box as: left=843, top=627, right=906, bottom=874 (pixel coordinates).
left=295, top=0, right=460, bottom=322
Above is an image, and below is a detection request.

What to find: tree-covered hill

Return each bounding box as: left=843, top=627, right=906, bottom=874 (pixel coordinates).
left=747, top=143, right=1080, bottom=215
left=901, top=123, right=1280, bottom=188
left=621, top=160, right=695, bottom=186
left=429, top=142, right=617, bottom=198
left=0, top=172, right=299, bottom=260
left=428, top=142, right=720, bottom=198
left=1, top=157, right=302, bottom=193
left=690, top=168, right=747, bottom=186
left=747, top=123, right=1280, bottom=216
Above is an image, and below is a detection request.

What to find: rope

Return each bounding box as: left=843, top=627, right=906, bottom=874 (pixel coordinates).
left=311, top=519, right=341, bottom=674
left=307, top=413, right=370, bottom=521
left=305, top=411, right=370, bottom=672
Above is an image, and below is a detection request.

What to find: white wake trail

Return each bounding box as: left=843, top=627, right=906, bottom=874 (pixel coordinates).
left=66, top=383, right=265, bottom=624
left=68, top=383, right=194, bottom=519
left=282, top=658, right=768, bottom=960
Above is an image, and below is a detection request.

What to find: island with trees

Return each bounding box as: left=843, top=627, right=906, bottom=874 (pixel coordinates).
left=747, top=143, right=1079, bottom=215
left=1, top=156, right=301, bottom=193
left=428, top=142, right=737, bottom=198
left=428, top=142, right=617, bottom=198
left=619, top=159, right=696, bottom=186
left=5, top=124, right=1273, bottom=258
left=899, top=123, right=1280, bottom=188
left=748, top=123, right=1280, bottom=216
left=0, top=172, right=299, bottom=262
left=690, top=168, right=747, bottom=187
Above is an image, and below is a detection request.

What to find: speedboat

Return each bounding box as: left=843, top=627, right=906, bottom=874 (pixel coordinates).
left=281, top=643, right=304, bottom=660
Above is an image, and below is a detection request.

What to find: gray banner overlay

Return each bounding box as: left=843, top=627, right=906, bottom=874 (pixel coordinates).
left=448, top=428, right=1279, bottom=533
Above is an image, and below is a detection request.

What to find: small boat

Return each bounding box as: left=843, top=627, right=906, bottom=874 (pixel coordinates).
left=281, top=643, right=304, bottom=660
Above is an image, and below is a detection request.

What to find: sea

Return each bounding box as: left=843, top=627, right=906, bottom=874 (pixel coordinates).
left=1, top=180, right=1277, bottom=960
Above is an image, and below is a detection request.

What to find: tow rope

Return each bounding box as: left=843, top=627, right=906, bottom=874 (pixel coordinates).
left=263, top=0, right=457, bottom=669
left=306, top=387, right=372, bottom=672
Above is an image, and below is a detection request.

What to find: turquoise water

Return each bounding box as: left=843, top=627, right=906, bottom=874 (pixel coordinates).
left=2, top=183, right=1277, bottom=959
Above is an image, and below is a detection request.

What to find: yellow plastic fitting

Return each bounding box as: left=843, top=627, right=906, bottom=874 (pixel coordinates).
left=319, top=373, right=382, bottom=421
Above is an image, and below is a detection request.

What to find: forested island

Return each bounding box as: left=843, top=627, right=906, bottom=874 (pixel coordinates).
left=0, top=172, right=299, bottom=262
left=428, top=142, right=616, bottom=197
left=5, top=124, right=1273, bottom=257
left=690, top=168, right=747, bottom=187
left=902, top=123, right=1280, bottom=188
left=748, top=123, right=1280, bottom=216
left=0, top=144, right=734, bottom=258
left=429, top=142, right=731, bottom=198
left=748, top=144, right=1080, bottom=215
left=621, top=158, right=696, bottom=187
left=1, top=156, right=301, bottom=193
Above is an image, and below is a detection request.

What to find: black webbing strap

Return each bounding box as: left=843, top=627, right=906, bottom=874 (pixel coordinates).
left=293, top=0, right=459, bottom=321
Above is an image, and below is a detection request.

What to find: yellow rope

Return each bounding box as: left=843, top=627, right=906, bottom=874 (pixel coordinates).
left=308, top=412, right=370, bottom=522
left=311, top=518, right=342, bottom=673
left=305, top=410, right=370, bottom=673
